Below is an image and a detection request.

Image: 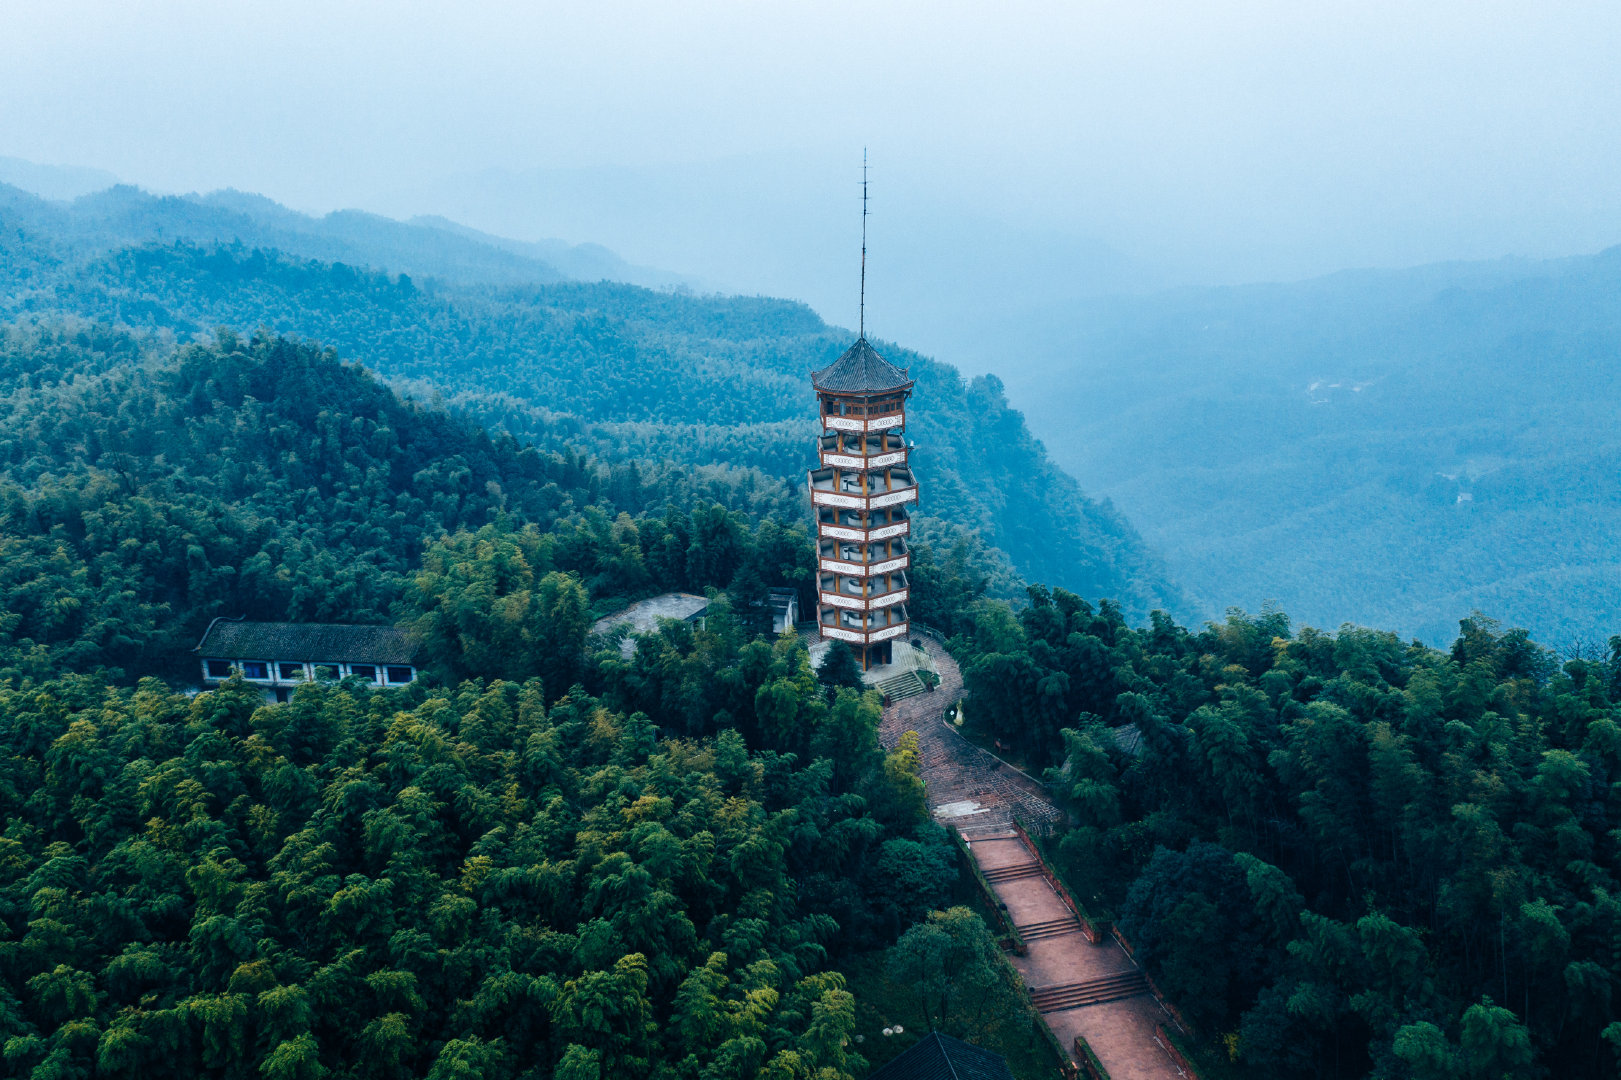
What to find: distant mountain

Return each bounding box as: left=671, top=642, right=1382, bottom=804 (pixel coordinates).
left=420, top=155, right=1152, bottom=371
left=409, top=214, right=688, bottom=289
left=0, top=184, right=1185, bottom=619
left=0, top=155, right=120, bottom=202
left=0, top=178, right=690, bottom=291
left=1006, top=247, right=1621, bottom=646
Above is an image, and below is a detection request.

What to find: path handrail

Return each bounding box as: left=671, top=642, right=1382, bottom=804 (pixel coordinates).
left=948, top=825, right=1027, bottom=955
left=1011, top=818, right=1102, bottom=943
left=1110, top=925, right=1196, bottom=1039
left=1153, top=1024, right=1203, bottom=1079
left=1073, top=1035, right=1111, bottom=1080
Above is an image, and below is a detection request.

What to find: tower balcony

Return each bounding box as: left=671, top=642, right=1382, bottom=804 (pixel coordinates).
left=821, top=411, right=907, bottom=435
left=820, top=587, right=909, bottom=612
left=818, top=603, right=910, bottom=645
left=817, top=506, right=911, bottom=543
left=816, top=564, right=907, bottom=596
left=819, top=571, right=908, bottom=610
left=818, top=431, right=908, bottom=470
left=819, top=622, right=910, bottom=646
left=818, top=537, right=908, bottom=578
left=808, top=466, right=918, bottom=513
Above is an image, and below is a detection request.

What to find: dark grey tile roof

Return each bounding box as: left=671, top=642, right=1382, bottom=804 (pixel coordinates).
left=1112, top=721, right=1145, bottom=758
left=868, top=1032, right=1016, bottom=1080
left=812, top=337, right=912, bottom=393
left=196, top=620, right=419, bottom=664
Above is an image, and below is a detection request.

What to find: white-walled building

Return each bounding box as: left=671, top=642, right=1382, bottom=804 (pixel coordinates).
left=195, top=618, right=420, bottom=701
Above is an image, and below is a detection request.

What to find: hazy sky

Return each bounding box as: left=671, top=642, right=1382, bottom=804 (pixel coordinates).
left=5, top=1, right=1621, bottom=357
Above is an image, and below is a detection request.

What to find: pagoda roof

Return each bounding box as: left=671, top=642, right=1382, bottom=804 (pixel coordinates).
left=813, top=337, right=912, bottom=394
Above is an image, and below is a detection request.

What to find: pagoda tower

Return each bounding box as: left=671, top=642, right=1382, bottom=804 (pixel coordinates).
left=808, top=338, right=918, bottom=669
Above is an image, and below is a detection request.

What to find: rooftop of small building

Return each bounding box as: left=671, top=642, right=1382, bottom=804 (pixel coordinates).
left=866, top=1031, right=1015, bottom=1080
left=813, top=337, right=912, bottom=394
left=590, top=592, right=711, bottom=639
left=195, top=619, right=419, bottom=664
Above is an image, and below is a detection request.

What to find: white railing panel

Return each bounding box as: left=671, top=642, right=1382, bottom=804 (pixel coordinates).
left=870, top=488, right=918, bottom=508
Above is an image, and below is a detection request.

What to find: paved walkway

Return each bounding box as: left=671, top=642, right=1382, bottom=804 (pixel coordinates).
left=969, top=833, right=1184, bottom=1080
left=876, top=636, right=1062, bottom=833
left=878, top=639, right=1186, bottom=1080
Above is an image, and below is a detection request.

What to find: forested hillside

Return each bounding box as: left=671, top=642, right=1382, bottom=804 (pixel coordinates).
left=0, top=327, right=1047, bottom=1080
left=0, top=182, right=1181, bottom=619
left=951, top=590, right=1621, bottom=1078
left=1005, top=248, right=1621, bottom=646
left=3, top=323, right=1617, bottom=1078
left=0, top=326, right=823, bottom=684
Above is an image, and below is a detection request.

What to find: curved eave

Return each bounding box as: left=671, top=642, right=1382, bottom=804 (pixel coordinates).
left=811, top=377, right=915, bottom=396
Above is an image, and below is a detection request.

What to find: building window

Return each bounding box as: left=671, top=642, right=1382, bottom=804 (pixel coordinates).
left=314, top=664, right=340, bottom=680
left=279, top=662, right=304, bottom=681
left=241, top=661, right=268, bottom=679
left=349, top=664, right=378, bottom=682
left=386, top=666, right=413, bottom=684
left=273, top=688, right=290, bottom=703
left=205, top=659, right=232, bottom=679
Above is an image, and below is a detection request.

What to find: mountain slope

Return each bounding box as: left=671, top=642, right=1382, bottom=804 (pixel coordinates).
left=1006, top=247, right=1621, bottom=645
left=0, top=186, right=1184, bottom=619
left=0, top=181, right=688, bottom=290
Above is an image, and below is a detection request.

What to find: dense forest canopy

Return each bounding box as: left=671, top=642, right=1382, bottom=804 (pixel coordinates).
left=0, top=326, right=823, bottom=685
left=3, top=192, right=1619, bottom=1080
left=0, top=181, right=1179, bottom=620
left=952, top=588, right=1621, bottom=1078
left=0, top=325, right=1038, bottom=1079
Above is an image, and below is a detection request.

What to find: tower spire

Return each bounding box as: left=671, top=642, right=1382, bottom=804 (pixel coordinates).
left=859, top=148, right=868, bottom=339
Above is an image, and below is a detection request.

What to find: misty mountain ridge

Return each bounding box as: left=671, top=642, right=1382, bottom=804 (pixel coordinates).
left=0, top=177, right=686, bottom=291
left=0, top=155, right=120, bottom=202
left=1008, top=241, right=1621, bottom=647
left=0, top=184, right=1183, bottom=620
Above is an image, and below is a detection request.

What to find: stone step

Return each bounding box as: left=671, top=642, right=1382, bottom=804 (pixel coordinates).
left=1028, top=972, right=1149, bottom=1012
left=1014, top=916, right=1086, bottom=941
left=876, top=670, right=928, bottom=701
left=982, top=861, right=1044, bottom=883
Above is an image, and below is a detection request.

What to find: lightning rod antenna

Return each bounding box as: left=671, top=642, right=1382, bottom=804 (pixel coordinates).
left=859, top=148, right=868, bottom=339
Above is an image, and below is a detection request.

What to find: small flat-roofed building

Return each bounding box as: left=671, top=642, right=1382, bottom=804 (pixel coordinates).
left=196, top=618, right=420, bottom=702
left=767, top=588, right=800, bottom=634
left=590, top=592, right=710, bottom=658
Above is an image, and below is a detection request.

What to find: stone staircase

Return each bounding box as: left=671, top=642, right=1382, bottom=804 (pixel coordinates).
left=1028, top=971, right=1150, bottom=1013
left=982, top=860, right=1044, bottom=884
left=876, top=669, right=929, bottom=702
left=1015, top=915, right=1087, bottom=942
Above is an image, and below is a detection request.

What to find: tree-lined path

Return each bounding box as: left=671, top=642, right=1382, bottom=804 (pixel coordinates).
left=878, top=640, right=1188, bottom=1080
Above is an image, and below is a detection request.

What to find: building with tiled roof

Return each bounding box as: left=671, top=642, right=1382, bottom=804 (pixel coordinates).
left=867, top=1032, right=1016, bottom=1080
left=195, top=618, right=420, bottom=701
left=808, top=336, right=918, bottom=669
